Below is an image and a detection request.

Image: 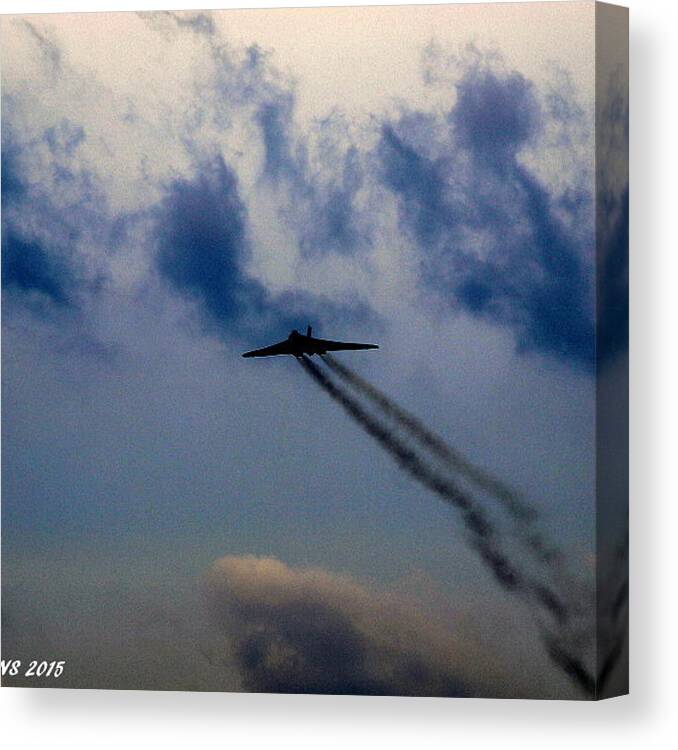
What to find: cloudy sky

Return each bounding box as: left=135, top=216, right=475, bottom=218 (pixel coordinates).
left=1, top=3, right=627, bottom=697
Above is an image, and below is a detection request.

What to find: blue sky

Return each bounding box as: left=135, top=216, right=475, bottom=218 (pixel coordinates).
left=1, top=5, right=627, bottom=697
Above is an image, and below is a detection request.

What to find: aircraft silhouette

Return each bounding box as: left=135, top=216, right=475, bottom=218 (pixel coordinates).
left=242, top=326, right=378, bottom=358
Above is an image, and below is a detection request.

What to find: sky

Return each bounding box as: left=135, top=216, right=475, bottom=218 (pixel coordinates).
left=1, top=3, right=627, bottom=698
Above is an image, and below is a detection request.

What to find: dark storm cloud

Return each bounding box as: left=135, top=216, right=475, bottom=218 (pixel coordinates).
left=379, top=65, right=595, bottom=370
left=204, top=554, right=491, bottom=697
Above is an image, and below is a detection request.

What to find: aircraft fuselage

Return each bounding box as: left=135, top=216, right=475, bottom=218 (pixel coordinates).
left=285, top=330, right=329, bottom=357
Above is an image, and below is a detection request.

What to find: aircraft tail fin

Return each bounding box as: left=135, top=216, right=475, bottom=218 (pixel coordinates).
left=307, top=325, right=312, bottom=337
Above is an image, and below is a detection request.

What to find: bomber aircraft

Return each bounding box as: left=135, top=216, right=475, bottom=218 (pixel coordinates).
left=242, top=326, right=378, bottom=358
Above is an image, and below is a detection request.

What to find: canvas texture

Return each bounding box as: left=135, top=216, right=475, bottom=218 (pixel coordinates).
left=0, top=2, right=628, bottom=699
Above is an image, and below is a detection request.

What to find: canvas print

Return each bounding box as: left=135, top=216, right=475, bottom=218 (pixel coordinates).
left=1, top=2, right=628, bottom=699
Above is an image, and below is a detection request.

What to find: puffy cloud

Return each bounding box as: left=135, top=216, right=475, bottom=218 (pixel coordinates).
left=2, top=15, right=607, bottom=370
left=378, top=62, right=596, bottom=370
left=256, top=95, right=298, bottom=185
left=452, top=68, right=541, bottom=161
left=151, top=153, right=374, bottom=341
left=0, top=118, right=102, bottom=311
left=154, top=154, right=265, bottom=329
left=2, top=16, right=377, bottom=343
left=255, top=94, right=368, bottom=258
left=205, top=554, right=512, bottom=697
left=1, top=231, right=72, bottom=306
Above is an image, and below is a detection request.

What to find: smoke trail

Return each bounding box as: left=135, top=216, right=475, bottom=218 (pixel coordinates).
left=299, top=358, right=515, bottom=577
left=299, top=355, right=594, bottom=696
left=299, top=357, right=568, bottom=619
left=544, top=638, right=596, bottom=697
left=323, top=355, right=533, bottom=521
left=320, top=356, right=603, bottom=675
left=322, top=354, right=560, bottom=566
left=596, top=536, right=629, bottom=695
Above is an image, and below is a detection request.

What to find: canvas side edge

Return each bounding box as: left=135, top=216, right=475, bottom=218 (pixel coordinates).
left=594, top=0, right=629, bottom=701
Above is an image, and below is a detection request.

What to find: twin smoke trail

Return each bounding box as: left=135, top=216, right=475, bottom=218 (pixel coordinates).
left=322, top=354, right=562, bottom=568
left=299, top=355, right=525, bottom=592
left=298, top=354, right=596, bottom=697
left=323, top=355, right=537, bottom=523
